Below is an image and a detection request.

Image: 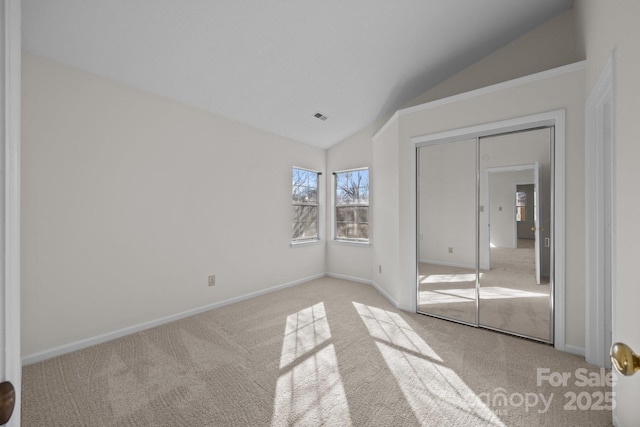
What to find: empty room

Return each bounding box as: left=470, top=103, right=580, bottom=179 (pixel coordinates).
left=1, top=1, right=639, bottom=426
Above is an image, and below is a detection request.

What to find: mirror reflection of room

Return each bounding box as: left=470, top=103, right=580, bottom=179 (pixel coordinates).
left=479, top=127, right=552, bottom=341
left=417, top=127, right=553, bottom=343
left=418, top=138, right=477, bottom=325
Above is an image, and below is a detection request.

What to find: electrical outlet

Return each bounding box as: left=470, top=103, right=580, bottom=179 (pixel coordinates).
left=448, top=247, right=454, bottom=254
left=208, top=275, right=216, bottom=287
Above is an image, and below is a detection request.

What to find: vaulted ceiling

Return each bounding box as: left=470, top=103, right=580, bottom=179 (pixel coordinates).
left=22, top=0, right=573, bottom=148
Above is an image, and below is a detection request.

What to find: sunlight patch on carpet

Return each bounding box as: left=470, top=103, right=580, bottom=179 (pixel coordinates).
left=353, top=302, right=442, bottom=362
left=421, top=273, right=480, bottom=284
left=272, top=303, right=352, bottom=426
left=354, top=302, right=504, bottom=426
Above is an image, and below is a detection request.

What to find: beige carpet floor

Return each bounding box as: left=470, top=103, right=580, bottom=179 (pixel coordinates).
left=419, top=239, right=551, bottom=340
left=23, top=277, right=612, bottom=426
left=480, top=239, right=550, bottom=340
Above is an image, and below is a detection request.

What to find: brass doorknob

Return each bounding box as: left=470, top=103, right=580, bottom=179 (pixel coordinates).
left=531, top=227, right=544, bottom=232
left=610, top=342, right=640, bottom=376
left=0, top=381, right=15, bottom=425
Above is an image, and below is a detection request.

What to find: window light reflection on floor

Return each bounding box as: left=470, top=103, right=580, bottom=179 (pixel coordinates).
left=421, top=273, right=480, bottom=284
left=271, top=303, right=352, bottom=426
left=353, top=302, right=504, bottom=426
left=419, top=286, right=548, bottom=305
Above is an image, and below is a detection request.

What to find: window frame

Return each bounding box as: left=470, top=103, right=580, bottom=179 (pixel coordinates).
left=333, top=167, right=370, bottom=243
left=291, top=166, right=321, bottom=243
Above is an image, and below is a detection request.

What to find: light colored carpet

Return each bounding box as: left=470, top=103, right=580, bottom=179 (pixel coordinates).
left=419, top=239, right=551, bottom=340
left=22, top=277, right=612, bottom=426
left=480, top=239, right=550, bottom=340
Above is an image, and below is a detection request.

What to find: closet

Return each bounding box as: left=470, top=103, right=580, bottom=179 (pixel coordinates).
left=416, top=127, right=553, bottom=342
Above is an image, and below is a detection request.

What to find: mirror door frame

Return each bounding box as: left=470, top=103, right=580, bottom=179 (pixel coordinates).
left=410, top=109, right=566, bottom=352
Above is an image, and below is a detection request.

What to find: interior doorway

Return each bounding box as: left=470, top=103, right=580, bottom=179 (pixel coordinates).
left=482, top=164, right=543, bottom=285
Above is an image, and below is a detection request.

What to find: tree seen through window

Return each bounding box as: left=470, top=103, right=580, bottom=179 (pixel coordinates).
left=335, top=168, right=369, bottom=241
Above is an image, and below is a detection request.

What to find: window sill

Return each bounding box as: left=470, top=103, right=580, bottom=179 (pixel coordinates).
left=332, top=239, right=371, bottom=247
left=290, top=239, right=324, bottom=248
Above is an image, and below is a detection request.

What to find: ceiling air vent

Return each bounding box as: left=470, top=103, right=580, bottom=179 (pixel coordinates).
left=314, top=112, right=328, bottom=121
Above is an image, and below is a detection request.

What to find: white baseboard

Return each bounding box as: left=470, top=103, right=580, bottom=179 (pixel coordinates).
left=397, top=303, right=415, bottom=312
left=327, top=274, right=415, bottom=313
left=22, top=273, right=325, bottom=366
left=326, top=273, right=395, bottom=304
left=326, top=272, right=373, bottom=286
left=369, top=280, right=401, bottom=309
left=564, top=344, right=586, bottom=358
left=22, top=271, right=578, bottom=365
left=326, top=272, right=400, bottom=309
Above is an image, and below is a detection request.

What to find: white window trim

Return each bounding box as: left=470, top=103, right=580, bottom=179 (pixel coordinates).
left=290, top=239, right=325, bottom=248
left=331, top=239, right=371, bottom=247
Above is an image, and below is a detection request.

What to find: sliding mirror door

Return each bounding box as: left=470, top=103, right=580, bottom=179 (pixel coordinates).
left=417, top=139, right=477, bottom=324
left=478, top=128, right=553, bottom=341
left=417, top=127, right=554, bottom=343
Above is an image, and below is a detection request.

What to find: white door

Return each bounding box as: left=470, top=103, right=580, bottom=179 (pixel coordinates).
left=1, top=1, right=22, bottom=426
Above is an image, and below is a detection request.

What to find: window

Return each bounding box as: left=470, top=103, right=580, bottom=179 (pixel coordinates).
left=334, top=168, right=369, bottom=241
left=516, top=191, right=527, bottom=222
left=292, top=167, right=320, bottom=242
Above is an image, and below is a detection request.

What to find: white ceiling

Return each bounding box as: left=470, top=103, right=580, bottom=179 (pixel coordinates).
left=22, top=0, right=573, bottom=149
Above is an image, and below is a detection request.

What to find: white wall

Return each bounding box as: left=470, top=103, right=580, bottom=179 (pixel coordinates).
left=325, top=126, right=372, bottom=282
left=575, top=2, right=640, bottom=425
left=21, top=53, right=326, bottom=357
left=418, top=139, right=476, bottom=268
left=371, top=119, right=401, bottom=305
left=488, top=170, right=533, bottom=249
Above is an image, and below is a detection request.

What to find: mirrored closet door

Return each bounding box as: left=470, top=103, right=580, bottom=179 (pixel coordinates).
left=418, top=139, right=478, bottom=325
left=417, top=127, right=554, bottom=343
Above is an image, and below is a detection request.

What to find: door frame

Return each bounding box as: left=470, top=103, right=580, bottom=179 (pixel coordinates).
left=411, top=109, right=566, bottom=351
left=2, top=1, right=22, bottom=426
left=585, top=52, right=616, bottom=368
left=483, top=163, right=539, bottom=284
